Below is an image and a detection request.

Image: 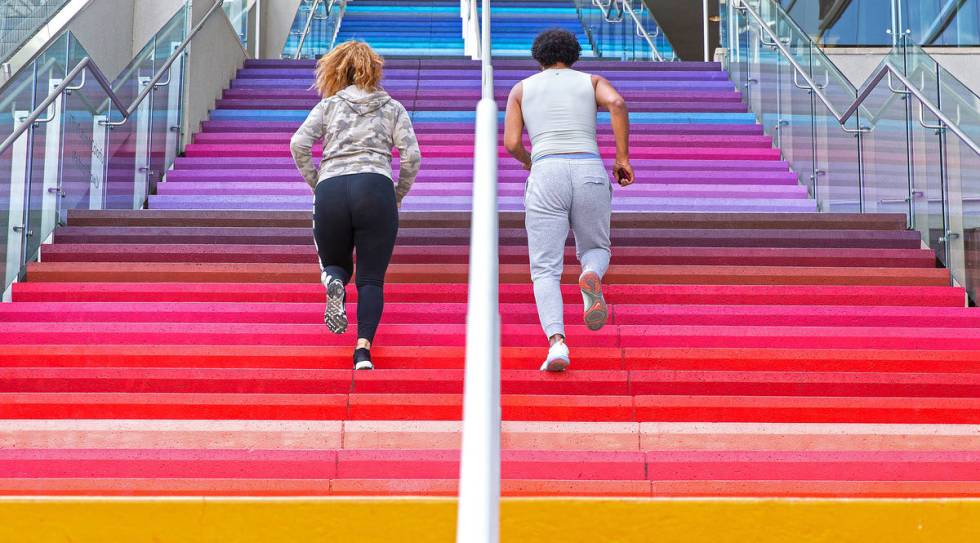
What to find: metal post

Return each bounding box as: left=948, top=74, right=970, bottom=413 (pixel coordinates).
left=456, top=1, right=500, bottom=541
left=132, top=77, right=153, bottom=209
left=455, top=96, right=501, bottom=543
left=480, top=0, right=492, bottom=98
left=40, top=78, right=64, bottom=245
left=164, top=41, right=184, bottom=176
left=89, top=114, right=108, bottom=210
left=256, top=0, right=263, bottom=58
left=4, top=111, right=31, bottom=302
left=703, top=0, right=710, bottom=62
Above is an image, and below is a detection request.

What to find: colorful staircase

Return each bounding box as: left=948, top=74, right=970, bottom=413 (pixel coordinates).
left=325, top=0, right=592, bottom=57
left=3, top=0, right=980, bottom=512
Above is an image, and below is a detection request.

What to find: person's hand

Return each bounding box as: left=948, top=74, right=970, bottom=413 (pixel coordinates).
left=396, top=199, right=402, bottom=210
left=522, top=159, right=531, bottom=171
left=613, top=160, right=634, bottom=187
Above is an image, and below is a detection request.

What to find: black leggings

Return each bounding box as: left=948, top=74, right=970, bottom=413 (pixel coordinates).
left=313, top=172, right=399, bottom=344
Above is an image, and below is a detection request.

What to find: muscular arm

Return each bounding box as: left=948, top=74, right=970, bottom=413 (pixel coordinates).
left=593, top=75, right=634, bottom=186
left=504, top=82, right=532, bottom=170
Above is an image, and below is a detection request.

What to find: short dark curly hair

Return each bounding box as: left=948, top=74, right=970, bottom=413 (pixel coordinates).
left=531, top=29, right=581, bottom=67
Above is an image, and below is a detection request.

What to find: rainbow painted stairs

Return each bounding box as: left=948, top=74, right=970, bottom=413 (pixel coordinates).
left=4, top=55, right=980, bottom=499
left=4, top=21, right=980, bottom=541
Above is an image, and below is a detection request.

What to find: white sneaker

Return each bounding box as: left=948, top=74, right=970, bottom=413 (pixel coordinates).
left=321, top=272, right=348, bottom=334
left=539, top=341, right=570, bottom=372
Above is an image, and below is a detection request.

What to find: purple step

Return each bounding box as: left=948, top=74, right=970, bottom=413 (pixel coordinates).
left=199, top=121, right=765, bottom=136
left=154, top=183, right=809, bottom=200
left=170, top=157, right=792, bottom=172
left=164, top=170, right=799, bottom=185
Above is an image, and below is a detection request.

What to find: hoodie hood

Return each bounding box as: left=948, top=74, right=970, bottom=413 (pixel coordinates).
left=336, top=85, right=391, bottom=115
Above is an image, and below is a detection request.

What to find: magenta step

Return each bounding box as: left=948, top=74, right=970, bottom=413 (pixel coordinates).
left=10, top=283, right=965, bottom=307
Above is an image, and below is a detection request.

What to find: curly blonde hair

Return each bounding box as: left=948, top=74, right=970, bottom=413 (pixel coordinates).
left=314, top=41, right=384, bottom=98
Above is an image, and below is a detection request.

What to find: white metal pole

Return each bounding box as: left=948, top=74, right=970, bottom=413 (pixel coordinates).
left=455, top=95, right=501, bottom=543
left=703, top=0, right=710, bottom=61
left=256, top=0, right=262, bottom=58
left=456, top=1, right=500, bottom=541
left=480, top=0, right=492, bottom=98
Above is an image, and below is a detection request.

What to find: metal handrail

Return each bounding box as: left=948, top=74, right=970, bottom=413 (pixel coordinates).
left=733, top=0, right=980, bottom=156
left=292, top=0, right=346, bottom=59
left=0, top=0, right=226, bottom=156
left=293, top=0, right=323, bottom=59
left=621, top=0, right=664, bottom=62
left=593, top=0, right=624, bottom=23
left=456, top=0, right=499, bottom=542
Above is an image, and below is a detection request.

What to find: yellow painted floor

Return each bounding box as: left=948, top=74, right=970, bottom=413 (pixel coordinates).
left=4, top=497, right=980, bottom=542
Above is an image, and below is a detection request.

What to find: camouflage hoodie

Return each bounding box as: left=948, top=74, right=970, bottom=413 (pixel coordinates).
left=289, top=85, right=421, bottom=202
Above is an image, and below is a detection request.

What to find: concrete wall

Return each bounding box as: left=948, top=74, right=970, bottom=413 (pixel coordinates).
left=68, top=0, right=186, bottom=79
left=131, top=0, right=186, bottom=57
left=180, top=1, right=247, bottom=140
left=824, top=47, right=980, bottom=98
left=259, top=0, right=302, bottom=59
left=66, top=0, right=135, bottom=78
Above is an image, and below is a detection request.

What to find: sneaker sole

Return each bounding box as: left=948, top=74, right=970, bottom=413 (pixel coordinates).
left=579, top=272, right=608, bottom=331
left=324, top=279, right=348, bottom=334
left=539, top=356, right=570, bottom=372
left=354, top=360, right=374, bottom=371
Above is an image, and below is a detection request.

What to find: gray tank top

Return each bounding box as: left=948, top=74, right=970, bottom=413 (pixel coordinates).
left=520, top=68, right=600, bottom=162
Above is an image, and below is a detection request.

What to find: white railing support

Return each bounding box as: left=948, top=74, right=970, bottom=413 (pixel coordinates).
left=703, top=0, right=710, bottom=61
left=456, top=0, right=500, bottom=541
left=455, top=93, right=501, bottom=543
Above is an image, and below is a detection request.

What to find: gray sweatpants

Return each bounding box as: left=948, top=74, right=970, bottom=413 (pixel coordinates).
left=524, top=157, right=612, bottom=339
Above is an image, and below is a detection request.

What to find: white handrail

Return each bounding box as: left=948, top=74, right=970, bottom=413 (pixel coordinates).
left=456, top=0, right=500, bottom=541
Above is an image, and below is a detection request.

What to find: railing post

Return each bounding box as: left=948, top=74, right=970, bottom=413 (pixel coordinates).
left=703, top=0, right=709, bottom=61
left=456, top=95, right=501, bottom=543
left=40, top=77, right=65, bottom=244
left=457, top=0, right=500, bottom=540
left=89, top=113, right=108, bottom=211
left=3, top=110, right=31, bottom=302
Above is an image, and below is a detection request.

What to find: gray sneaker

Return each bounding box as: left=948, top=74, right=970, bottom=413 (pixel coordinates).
left=321, top=273, right=348, bottom=334
left=579, top=271, right=608, bottom=331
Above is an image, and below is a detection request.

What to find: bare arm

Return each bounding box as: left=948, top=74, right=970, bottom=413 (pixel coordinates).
left=593, top=75, right=634, bottom=186
left=504, top=82, right=532, bottom=170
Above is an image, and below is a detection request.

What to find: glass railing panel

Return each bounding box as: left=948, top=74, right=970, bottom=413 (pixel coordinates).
left=573, top=0, right=678, bottom=61
left=60, top=34, right=110, bottom=224
left=282, top=0, right=346, bottom=59
left=909, top=106, right=948, bottom=266
left=860, top=81, right=914, bottom=223
left=778, top=0, right=979, bottom=47
left=1, top=8, right=192, bottom=296
left=749, top=35, right=783, bottom=148
left=901, top=0, right=980, bottom=47
left=934, top=68, right=980, bottom=146
left=102, top=36, right=156, bottom=210
left=0, top=55, right=38, bottom=296
left=815, top=109, right=862, bottom=212
left=222, top=0, right=250, bottom=47
left=0, top=0, right=72, bottom=63
left=629, top=0, right=678, bottom=61
left=726, top=1, right=750, bottom=104
left=24, top=32, right=69, bottom=262
left=149, top=7, right=188, bottom=194
left=776, top=48, right=819, bottom=200
left=947, top=135, right=980, bottom=299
